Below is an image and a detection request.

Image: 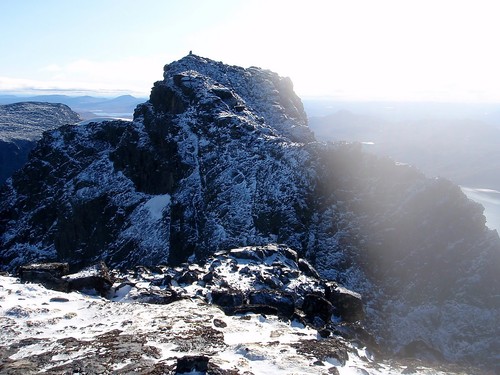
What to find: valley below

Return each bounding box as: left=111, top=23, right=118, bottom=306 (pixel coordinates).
left=306, top=100, right=500, bottom=235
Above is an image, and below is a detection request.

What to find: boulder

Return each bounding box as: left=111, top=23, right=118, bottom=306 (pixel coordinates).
left=213, top=319, right=227, bottom=328
left=18, top=262, right=69, bottom=278
left=131, top=289, right=178, bottom=305
left=202, top=271, right=214, bottom=283
left=175, top=355, right=209, bottom=374
left=177, top=270, right=199, bottom=285
left=325, top=282, right=365, bottom=323
left=18, top=263, right=70, bottom=292
left=260, top=274, right=283, bottom=289
left=301, top=294, right=334, bottom=328
left=231, top=304, right=280, bottom=316
left=210, top=289, right=244, bottom=311
left=297, top=258, right=320, bottom=279
left=64, top=261, right=113, bottom=296
left=248, top=290, right=295, bottom=318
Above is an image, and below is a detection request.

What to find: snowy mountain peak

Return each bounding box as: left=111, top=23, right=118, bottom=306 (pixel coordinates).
left=0, top=56, right=499, bottom=372
left=146, top=54, right=313, bottom=142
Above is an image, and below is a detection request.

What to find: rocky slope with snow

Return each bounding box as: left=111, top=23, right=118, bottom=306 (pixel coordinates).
left=0, top=55, right=499, bottom=372
left=0, top=102, right=81, bottom=183
left=0, top=246, right=484, bottom=374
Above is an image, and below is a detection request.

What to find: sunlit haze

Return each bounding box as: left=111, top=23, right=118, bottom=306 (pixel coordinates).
left=1, top=0, right=500, bottom=101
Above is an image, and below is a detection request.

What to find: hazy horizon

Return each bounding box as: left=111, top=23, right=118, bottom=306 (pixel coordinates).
left=2, top=0, right=500, bottom=102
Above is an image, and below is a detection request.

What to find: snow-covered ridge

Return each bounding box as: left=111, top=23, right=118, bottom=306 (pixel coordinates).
left=0, top=275, right=420, bottom=374
left=0, top=55, right=499, bottom=371
left=0, top=102, right=81, bottom=142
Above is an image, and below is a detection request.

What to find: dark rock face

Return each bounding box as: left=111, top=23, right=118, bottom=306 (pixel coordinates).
left=325, top=282, right=365, bottom=323
left=175, top=355, right=209, bottom=374
left=0, top=55, right=499, bottom=369
left=301, top=294, right=334, bottom=329
left=247, top=290, right=295, bottom=318
left=210, top=289, right=245, bottom=310
left=0, top=102, right=81, bottom=184
left=18, top=262, right=70, bottom=292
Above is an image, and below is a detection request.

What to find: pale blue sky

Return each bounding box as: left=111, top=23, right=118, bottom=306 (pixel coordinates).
left=1, top=0, right=500, bottom=101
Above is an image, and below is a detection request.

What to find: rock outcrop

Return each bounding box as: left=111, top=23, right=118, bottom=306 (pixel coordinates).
left=18, top=245, right=366, bottom=332
left=17, top=261, right=113, bottom=296
left=18, top=262, right=70, bottom=292
left=0, top=54, right=498, bottom=370
left=4, top=271, right=484, bottom=375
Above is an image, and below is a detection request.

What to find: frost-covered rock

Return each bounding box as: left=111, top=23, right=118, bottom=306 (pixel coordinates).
left=63, top=261, right=113, bottom=296
left=20, top=244, right=363, bottom=331
left=0, top=55, right=499, bottom=371
left=0, top=55, right=318, bottom=270
left=0, top=273, right=490, bottom=374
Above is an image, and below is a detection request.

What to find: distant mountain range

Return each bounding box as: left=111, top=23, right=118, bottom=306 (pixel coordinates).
left=303, top=98, right=500, bottom=126
left=0, top=94, right=147, bottom=119
left=308, top=108, right=500, bottom=188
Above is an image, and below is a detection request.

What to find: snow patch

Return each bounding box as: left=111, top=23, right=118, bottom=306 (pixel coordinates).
left=144, top=194, right=171, bottom=220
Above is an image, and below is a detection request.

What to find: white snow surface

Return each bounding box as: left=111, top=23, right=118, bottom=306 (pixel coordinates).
left=0, top=275, right=479, bottom=374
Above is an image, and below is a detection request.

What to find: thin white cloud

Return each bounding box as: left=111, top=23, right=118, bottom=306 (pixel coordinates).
left=2, top=55, right=175, bottom=97
left=0, top=76, right=146, bottom=97
left=39, top=64, right=62, bottom=73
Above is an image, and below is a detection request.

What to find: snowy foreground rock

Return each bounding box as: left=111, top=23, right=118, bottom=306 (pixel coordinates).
left=0, top=245, right=484, bottom=374
left=0, top=55, right=499, bottom=372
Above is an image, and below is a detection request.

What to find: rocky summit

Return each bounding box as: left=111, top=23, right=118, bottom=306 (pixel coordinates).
left=0, top=55, right=499, bottom=372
